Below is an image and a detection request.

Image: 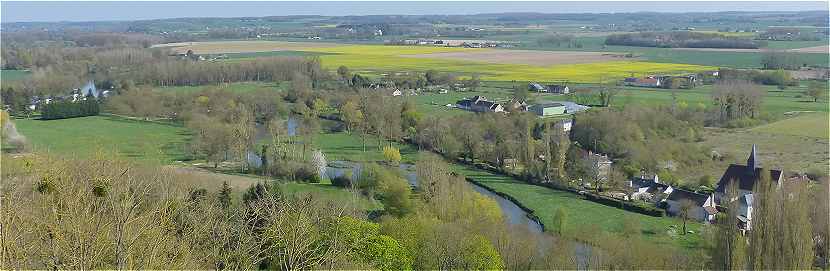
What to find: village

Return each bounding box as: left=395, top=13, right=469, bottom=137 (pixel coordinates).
left=2, top=3, right=827, bottom=270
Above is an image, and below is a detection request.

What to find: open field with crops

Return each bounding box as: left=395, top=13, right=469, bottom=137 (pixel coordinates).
left=14, top=115, right=191, bottom=164
left=789, top=45, right=829, bottom=53
left=403, top=50, right=632, bottom=66
left=165, top=41, right=715, bottom=82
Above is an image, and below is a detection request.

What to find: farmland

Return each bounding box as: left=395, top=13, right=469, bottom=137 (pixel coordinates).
left=170, top=41, right=715, bottom=82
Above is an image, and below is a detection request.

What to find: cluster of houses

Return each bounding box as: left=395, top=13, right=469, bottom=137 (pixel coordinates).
left=623, top=73, right=707, bottom=89
left=28, top=80, right=111, bottom=111
left=528, top=82, right=570, bottom=94
left=456, top=96, right=505, bottom=113
left=454, top=95, right=589, bottom=117
left=627, top=144, right=789, bottom=231
left=392, top=39, right=518, bottom=48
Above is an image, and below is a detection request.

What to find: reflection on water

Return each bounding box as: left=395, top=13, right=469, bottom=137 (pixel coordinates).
left=254, top=116, right=298, bottom=143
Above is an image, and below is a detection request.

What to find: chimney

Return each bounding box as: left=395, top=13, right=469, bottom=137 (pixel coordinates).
left=746, top=144, right=758, bottom=175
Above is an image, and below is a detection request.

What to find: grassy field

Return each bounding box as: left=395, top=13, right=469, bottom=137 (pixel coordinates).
left=751, top=112, right=829, bottom=138
left=281, top=179, right=381, bottom=210
left=451, top=163, right=705, bottom=250
left=1, top=69, right=30, bottom=82
left=15, top=115, right=191, bottom=164
left=313, top=132, right=419, bottom=164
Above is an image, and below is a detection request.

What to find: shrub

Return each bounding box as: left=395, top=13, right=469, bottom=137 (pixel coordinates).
left=331, top=175, right=352, bottom=187
left=294, top=165, right=320, bottom=183
left=382, top=146, right=401, bottom=166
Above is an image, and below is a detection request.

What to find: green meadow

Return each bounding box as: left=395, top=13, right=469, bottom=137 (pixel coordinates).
left=451, top=163, right=705, bottom=251
left=14, top=115, right=191, bottom=164
left=1, top=69, right=30, bottom=82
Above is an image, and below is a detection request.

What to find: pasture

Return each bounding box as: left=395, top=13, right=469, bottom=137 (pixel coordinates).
left=15, top=115, right=191, bottom=164
left=751, top=112, right=829, bottom=138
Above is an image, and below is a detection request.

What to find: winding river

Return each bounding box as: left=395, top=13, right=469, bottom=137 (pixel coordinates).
left=251, top=118, right=593, bottom=266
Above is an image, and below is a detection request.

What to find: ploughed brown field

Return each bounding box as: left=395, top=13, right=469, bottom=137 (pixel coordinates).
left=672, top=45, right=829, bottom=53
left=788, top=45, right=829, bottom=53
left=153, top=40, right=342, bottom=54
left=402, top=49, right=631, bottom=66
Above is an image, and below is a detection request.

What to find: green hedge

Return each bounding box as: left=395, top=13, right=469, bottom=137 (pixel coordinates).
left=582, top=193, right=666, bottom=217
left=41, top=99, right=100, bottom=120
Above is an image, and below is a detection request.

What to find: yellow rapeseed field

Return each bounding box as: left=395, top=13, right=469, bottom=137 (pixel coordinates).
left=305, top=45, right=713, bottom=82
left=178, top=41, right=714, bottom=82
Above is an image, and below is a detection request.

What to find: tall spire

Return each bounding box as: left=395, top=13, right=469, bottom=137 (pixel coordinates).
left=746, top=144, right=758, bottom=175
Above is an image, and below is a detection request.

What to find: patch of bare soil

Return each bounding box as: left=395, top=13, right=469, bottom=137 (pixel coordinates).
left=788, top=45, right=829, bottom=53
left=404, top=49, right=632, bottom=66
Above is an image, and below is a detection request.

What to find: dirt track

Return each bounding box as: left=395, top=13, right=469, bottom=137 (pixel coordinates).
left=404, top=49, right=631, bottom=66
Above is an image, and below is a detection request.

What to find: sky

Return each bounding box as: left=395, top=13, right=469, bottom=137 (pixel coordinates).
left=1, top=1, right=827, bottom=23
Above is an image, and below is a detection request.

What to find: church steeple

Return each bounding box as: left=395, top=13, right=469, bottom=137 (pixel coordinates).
left=746, top=144, right=758, bottom=175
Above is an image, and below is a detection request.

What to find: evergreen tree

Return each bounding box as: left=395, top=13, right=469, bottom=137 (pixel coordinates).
left=218, top=181, right=232, bottom=210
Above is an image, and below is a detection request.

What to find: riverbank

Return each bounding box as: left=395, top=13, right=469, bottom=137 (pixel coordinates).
left=307, top=131, right=707, bottom=251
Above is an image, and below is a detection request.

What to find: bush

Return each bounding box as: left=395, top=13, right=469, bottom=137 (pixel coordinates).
left=294, top=165, right=320, bottom=183
left=331, top=175, right=352, bottom=187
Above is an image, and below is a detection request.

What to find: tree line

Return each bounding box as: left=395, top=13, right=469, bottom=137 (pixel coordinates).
left=605, top=31, right=762, bottom=49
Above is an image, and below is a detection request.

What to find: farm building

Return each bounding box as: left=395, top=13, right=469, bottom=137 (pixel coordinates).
left=546, top=84, right=570, bottom=94
left=456, top=96, right=504, bottom=113
left=624, top=77, right=663, bottom=88
left=528, top=82, right=547, bottom=92
left=542, top=101, right=589, bottom=114
left=530, top=103, right=566, bottom=116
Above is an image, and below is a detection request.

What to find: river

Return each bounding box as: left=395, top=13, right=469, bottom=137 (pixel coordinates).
left=251, top=119, right=594, bottom=266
